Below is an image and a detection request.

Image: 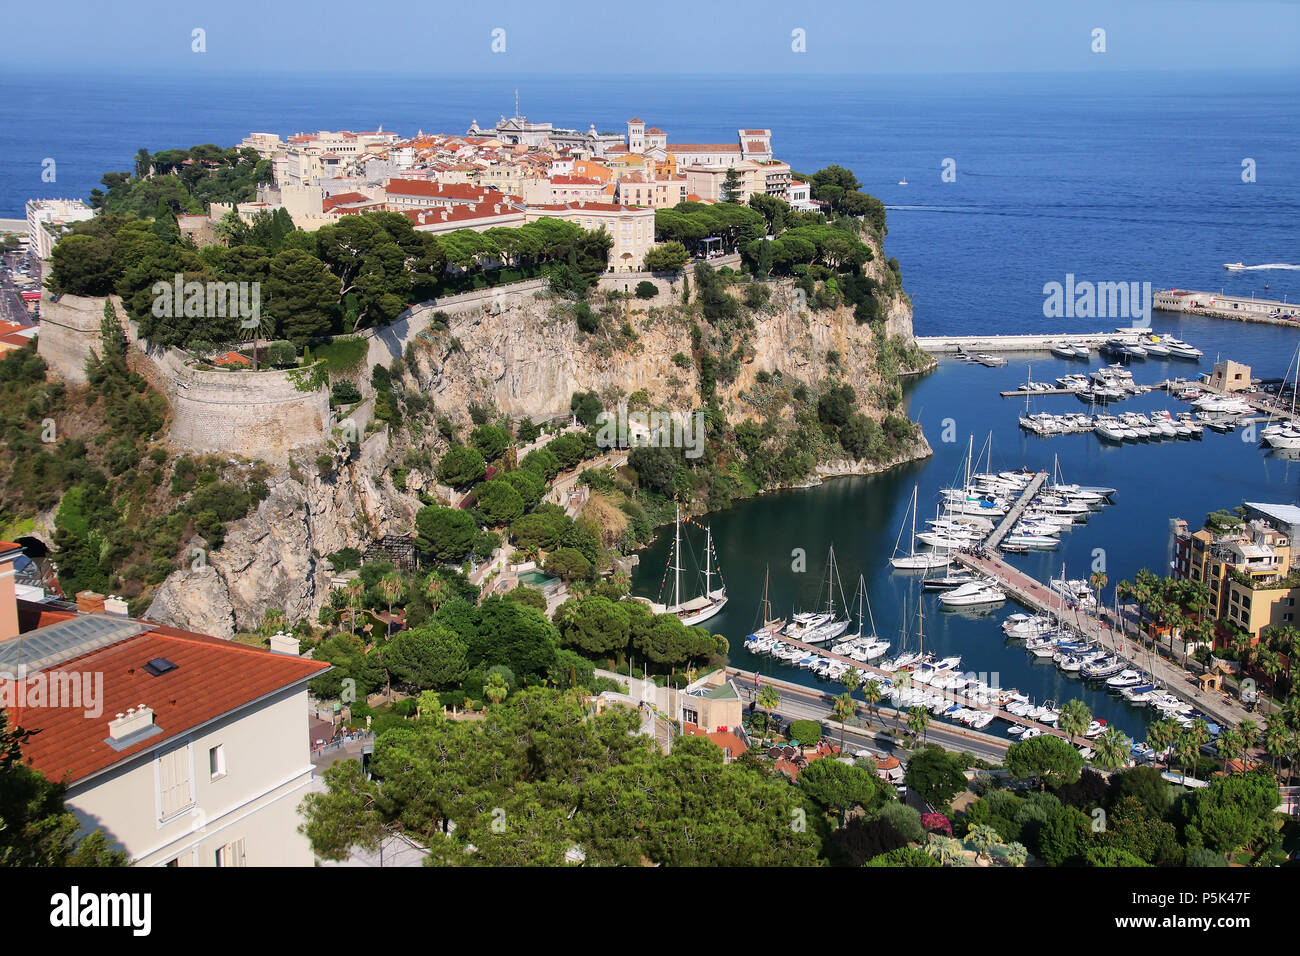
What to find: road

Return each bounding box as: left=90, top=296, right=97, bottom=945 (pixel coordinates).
left=725, top=667, right=1012, bottom=764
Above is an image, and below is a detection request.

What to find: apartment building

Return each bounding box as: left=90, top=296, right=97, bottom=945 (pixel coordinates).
left=1171, top=512, right=1299, bottom=644
left=25, top=198, right=94, bottom=259
left=0, top=544, right=329, bottom=866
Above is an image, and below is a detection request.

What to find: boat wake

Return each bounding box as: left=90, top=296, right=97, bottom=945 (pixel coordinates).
left=1238, top=263, right=1300, bottom=271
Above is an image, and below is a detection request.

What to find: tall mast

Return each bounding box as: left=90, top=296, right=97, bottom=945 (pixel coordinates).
left=918, top=592, right=925, bottom=658
left=673, top=502, right=681, bottom=608
left=965, top=434, right=972, bottom=486
left=911, top=485, right=918, bottom=557
left=704, top=523, right=713, bottom=597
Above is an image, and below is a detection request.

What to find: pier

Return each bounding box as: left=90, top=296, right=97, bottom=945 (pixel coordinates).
left=1000, top=387, right=1079, bottom=397
left=953, top=550, right=1252, bottom=729
left=985, top=471, right=1046, bottom=550
left=916, top=332, right=1116, bottom=354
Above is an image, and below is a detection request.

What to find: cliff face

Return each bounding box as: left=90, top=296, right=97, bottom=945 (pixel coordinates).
left=144, top=260, right=929, bottom=636
left=403, top=273, right=919, bottom=429
left=145, top=434, right=421, bottom=637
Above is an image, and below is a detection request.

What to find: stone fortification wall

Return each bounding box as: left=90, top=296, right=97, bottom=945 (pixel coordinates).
left=37, top=291, right=329, bottom=461
left=36, top=291, right=114, bottom=385
left=148, top=348, right=330, bottom=461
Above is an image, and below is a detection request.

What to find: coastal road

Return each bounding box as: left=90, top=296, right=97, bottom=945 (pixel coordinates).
left=725, top=667, right=1012, bottom=764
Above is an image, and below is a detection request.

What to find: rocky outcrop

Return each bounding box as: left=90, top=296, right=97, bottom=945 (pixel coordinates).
left=145, top=433, right=419, bottom=637
left=402, top=275, right=920, bottom=429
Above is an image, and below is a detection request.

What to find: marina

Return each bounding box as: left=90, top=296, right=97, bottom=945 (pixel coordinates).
left=633, top=311, right=1300, bottom=750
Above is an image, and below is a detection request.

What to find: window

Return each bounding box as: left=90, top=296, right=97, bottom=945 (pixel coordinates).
left=209, top=744, right=226, bottom=780
left=215, top=838, right=246, bottom=868
left=157, top=744, right=194, bottom=821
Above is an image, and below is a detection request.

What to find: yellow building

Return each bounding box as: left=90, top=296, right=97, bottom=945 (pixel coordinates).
left=1172, top=514, right=1297, bottom=643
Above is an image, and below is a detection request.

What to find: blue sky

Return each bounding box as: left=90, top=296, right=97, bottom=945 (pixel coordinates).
left=7, top=0, right=1300, bottom=73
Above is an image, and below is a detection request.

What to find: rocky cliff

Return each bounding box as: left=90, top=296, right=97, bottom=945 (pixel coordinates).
left=145, top=265, right=931, bottom=636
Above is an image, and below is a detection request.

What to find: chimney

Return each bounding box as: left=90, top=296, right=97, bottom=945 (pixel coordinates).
left=108, top=704, right=154, bottom=742
left=269, top=631, right=301, bottom=656
left=76, top=590, right=106, bottom=614
left=0, top=541, right=21, bottom=641
left=104, top=594, right=129, bottom=615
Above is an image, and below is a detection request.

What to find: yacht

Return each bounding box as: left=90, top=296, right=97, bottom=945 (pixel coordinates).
left=1225, top=261, right=1246, bottom=271
left=1106, top=669, right=1146, bottom=689
left=938, top=581, right=1007, bottom=608
left=652, top=505, right=728, bottom=626
left=891, top=485, right=954, bottom=570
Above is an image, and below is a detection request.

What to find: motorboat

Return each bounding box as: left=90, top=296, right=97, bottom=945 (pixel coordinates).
left=938, top=581, right=1007, bottom=608
left=1085, top=719, right=1109, bottom=739
left=1106, top=669, right=1145, bottom=689
left=923, top=571, right=979, bottom=591
left=1225, top=262, right=1246, bottom=271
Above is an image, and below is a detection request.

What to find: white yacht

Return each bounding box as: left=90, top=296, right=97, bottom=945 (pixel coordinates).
left=938, top=581, right=1006, bottom=608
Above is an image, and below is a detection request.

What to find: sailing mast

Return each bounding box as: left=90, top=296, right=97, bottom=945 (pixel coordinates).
left=704, top=523, right=713, bottom=598
left=672, top=502, right=681, bottom=609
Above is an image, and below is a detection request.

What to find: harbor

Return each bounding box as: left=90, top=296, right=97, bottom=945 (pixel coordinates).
left=632, top=311, right=1300, bottom=755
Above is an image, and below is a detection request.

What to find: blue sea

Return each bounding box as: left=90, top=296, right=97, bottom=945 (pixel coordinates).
left=5, top=68, right=1299, bottom=738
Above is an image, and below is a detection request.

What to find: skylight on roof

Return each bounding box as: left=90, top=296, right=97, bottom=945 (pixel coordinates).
left=143, top=657, right=178, bottom=677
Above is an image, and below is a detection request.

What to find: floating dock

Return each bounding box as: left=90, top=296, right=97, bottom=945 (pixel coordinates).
left=985, top=472, right=1046, bottom=550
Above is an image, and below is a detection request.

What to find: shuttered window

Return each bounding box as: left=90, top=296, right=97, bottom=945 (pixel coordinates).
left=157, top=744, right=194, bottom=820
left=215, top=838, right=246, bottom=868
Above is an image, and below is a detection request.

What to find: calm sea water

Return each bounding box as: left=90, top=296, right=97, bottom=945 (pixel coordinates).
left=5, top=68, right=1299, bottom=738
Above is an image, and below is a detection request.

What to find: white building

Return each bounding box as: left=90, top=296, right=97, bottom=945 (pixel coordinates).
left=0, top=551, right=330, bottom=867
left=26, top=198, right=94, bottom=259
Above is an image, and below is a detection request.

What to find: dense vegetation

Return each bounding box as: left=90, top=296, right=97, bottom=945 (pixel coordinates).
left=0, top=711, right=128, bottom=865
left=0, top=316, right=268, bottom=611
left=301, top=690, right=823, bottom=866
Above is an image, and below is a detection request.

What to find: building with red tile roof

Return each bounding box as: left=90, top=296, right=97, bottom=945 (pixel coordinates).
left=0, top=544, right=330, bottom=867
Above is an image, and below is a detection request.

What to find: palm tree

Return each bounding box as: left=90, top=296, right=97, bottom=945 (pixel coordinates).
left=1260, top=650, right=1285, bottom=712
left=757, top=684, right=781, bottom=739
left=1058, top=699, right=1091, bottom=745
left=1003, top=842, right=1028, bottom=868
left=862, top=679, right=883, bottom=727
left=907, top=705, right=931, bottom=745
left=484, top=672, right=509, bottom=705
left=924, top=835, right=963, bottom=866
left=1146, top=717, right=1178, bottom=771
left=1094, top=727, right=1132, bottom=771
left=841, top=667, right=862, bottom=695
left=425, top=575, right=450, bottom=613
left=967, top=824, right=1002, bottom=863
left=379, top=571, right=405, bottom=637
left=1176, top=719, right=1211, bottom=783
left=1264, top=715, right=1289, bottom=779
left=1238, top=718, right=1259, bottom=767
left=832, top=692, right=856, bottom=751
left=344, top=579, right=365, bottom=640
left=1216, top=727, right=1243, bottom=772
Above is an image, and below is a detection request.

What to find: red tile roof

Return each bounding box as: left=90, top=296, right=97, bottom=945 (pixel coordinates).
left=213, top=351, right=252, bottom=368
left=5, top=603, right=328, bottom=784
left=385, top=179, right=497, bottom=202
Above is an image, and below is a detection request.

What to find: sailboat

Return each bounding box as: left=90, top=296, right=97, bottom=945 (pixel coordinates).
left=652, top=503, right=728, bottom=627
left=890, top=485, right=950, bottom=569
left=784, top=546, right=852, bottom=643
left=746, top=565, right=785, bottom=640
